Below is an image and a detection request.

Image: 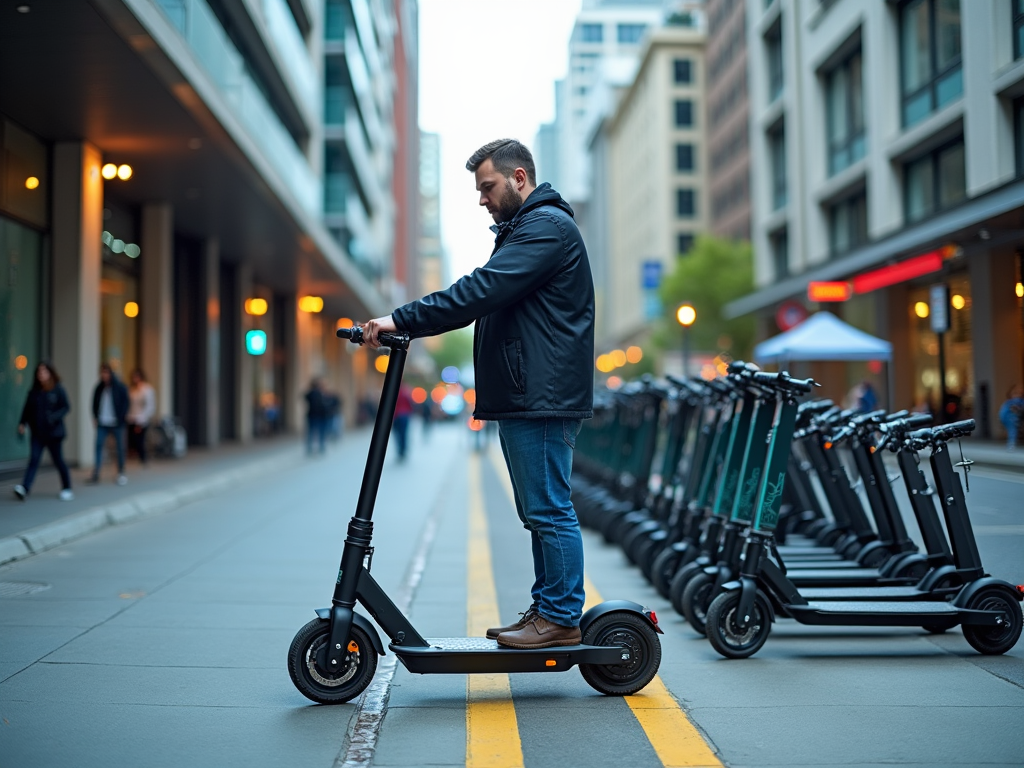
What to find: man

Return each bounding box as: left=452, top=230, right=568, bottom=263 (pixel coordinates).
left=362, top=138, right=595, bottom=650
left=90, top=363, right=130, bottom=485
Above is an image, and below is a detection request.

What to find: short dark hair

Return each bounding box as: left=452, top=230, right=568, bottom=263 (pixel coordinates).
left=466, top=139, right=536, bottom=186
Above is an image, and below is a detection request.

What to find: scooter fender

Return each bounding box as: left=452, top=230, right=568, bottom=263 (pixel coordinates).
left=580, top=600, right=664, bottom=635
left=316, top=607, right=386, bottom=655
left=721, top=577, right=775, bottom=630
left=951, top=578, right=1024, bottom=608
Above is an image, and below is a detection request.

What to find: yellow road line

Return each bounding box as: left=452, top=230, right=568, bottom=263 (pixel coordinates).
left=490, top=444, right=720, bottom=768
left=467, top=453, right=524, bottom=768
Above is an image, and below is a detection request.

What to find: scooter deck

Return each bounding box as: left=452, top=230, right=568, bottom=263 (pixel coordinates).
left=789, top=569, right=917, bottom=587
left=784, top=559, right=864, bottom=569
left=799, top=586, right=936, bottom=600
left=391, top=637, right=629, bottom=674
left=786, top=600, right=970, bottom=628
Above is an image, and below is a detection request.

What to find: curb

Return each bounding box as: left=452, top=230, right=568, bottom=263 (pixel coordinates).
left=0, top=451, right=301, bottom=567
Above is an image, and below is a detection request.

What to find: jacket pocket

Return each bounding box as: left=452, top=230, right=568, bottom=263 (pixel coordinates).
left=502, top=338, right=524, bottom=394
left=562, top=419, right=582, bottom=448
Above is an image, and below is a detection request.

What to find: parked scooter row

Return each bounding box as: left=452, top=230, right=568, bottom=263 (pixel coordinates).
left=571, top=365, right=1024, bottom=659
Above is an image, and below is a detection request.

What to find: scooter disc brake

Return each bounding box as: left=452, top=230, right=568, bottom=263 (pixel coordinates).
left=307, top=635, right=360, bottom=687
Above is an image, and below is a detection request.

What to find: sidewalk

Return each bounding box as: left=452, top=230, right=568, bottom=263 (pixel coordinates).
left=0, top=434, right=326, bottom=566
left=960, top=438, right=1024, bottom=471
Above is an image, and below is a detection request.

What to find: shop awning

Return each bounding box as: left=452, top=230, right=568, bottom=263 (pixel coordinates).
left=753, top=312, right=892, bottom=363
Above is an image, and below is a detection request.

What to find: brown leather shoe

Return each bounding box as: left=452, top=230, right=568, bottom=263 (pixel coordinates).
left=486, top=607, right=539, bottom=640
left=496, top=615, right=581, bottom=649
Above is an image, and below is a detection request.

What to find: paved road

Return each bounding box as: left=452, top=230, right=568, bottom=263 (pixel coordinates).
left=1, top=422, right=1021, bottom=767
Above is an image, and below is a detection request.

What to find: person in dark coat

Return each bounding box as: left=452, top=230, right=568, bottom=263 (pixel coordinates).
left=14, top=361, right=73, bottom=501
left=361, top=139, right=595, bottom=650
left=89, top=363, right=130, bottom=485
left=304, top=378, right=330, bottom=454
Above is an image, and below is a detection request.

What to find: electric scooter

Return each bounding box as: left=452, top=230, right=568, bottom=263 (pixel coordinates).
left=287, top=327, right=664, bottom=704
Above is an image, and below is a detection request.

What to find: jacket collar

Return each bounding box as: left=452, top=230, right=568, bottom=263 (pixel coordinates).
left=488, top=182, right=573, bottom=245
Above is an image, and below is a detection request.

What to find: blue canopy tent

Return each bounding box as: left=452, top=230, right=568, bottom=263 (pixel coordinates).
left=753, top=312, right=892, bottom=364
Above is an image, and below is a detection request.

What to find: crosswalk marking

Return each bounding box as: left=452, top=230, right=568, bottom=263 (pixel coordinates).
left=488, top=444, right=721, bottom=768
left=467, top=453, right=525, bottom=768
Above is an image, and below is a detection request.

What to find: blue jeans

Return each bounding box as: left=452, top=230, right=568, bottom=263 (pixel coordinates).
left=94, top=425, right=125, bottom=476
left=498, top=418, right=585, bottom=627
left=307, top=417, right=327, bottom=454
left=23, top=437, right=72, bottom=492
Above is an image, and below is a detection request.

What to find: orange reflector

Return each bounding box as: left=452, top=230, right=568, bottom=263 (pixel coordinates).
left=545, top=659, right=557, bottom=667
left=1017, top=585, right=1024, bottom=595
left=824, top=442, right=833, bottom=450
left=869, top=446, right=876, bottom=453
left=347, top=641, right=359, bottom=652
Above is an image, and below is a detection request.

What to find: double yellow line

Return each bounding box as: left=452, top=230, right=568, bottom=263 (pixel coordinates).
left=463, top=449, right=722, bottom=768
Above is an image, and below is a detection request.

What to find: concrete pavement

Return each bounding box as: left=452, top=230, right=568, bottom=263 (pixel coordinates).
left=0, top=420, right=1022, bottom=767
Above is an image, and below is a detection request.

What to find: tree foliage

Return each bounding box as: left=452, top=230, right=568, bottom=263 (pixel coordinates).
left=656, top=235, right=756, bottom=359
left=426, top=327, right=475, bottom=372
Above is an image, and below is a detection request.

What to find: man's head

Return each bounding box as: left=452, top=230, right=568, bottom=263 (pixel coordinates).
left=466, top=139, right=537, bottom=224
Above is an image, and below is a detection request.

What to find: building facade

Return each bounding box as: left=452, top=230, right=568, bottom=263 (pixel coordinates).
left=598, top=25, right=709, bottom=347
left=706, top=0, right=751, bottom=240
left=0, top=0, right=414, bottom=473
left=731, top=0, right=1024, bottom=439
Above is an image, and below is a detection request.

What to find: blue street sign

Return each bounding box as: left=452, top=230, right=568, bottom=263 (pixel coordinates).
left=642, top=260, right=663, bottom=290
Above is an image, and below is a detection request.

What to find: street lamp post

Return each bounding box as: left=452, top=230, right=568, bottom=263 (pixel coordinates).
left=676, top=303, right=696, bottom=377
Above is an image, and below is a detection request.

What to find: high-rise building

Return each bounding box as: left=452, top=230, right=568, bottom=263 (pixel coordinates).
left=418, top=131, right=444, bottom=296
left=706, top=0, right=750, bottom=240
left=0, top=0, right=414, bottom=471
left=730, top=0, right=1024, bottom=440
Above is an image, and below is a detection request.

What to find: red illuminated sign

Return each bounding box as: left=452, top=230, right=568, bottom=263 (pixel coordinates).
left=808, top=281, right=853, bottom=302
left=851, top=249, right=949, bottom=294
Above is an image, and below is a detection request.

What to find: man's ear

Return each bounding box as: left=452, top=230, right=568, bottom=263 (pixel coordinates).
left=514, top=167, right=528, bottom=190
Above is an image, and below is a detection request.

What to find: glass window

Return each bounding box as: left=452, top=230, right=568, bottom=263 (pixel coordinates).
left=617, top=23, right=647, bottom=44
left=767, top=26, right=784, bottom=103
left=677, top=233, right=695, bottom=255
left=828, top=193, right=868, bottom=256
left=674, top=58, right=692, bottom=84
left=676, top=189, right=696, bottom=218
left=769, top=127, right=787, bottom=210
left=581, top=23, right=603, bottom=43
left=676, top=143, right=694, bottom=171
left=1016, top=97, right=1024, bottom=177
left=904, top=138, right=964, bottom=222
left=675, top=99, right=694, bottom=127
left=899, top=0, right=962, bottom=127
left=772, top=230, right=789, bottom=280
left=1, top=118, right=49, bottom=229
left=1015, top=0, right=1024, bottom=59
left=826, top=48, right=866, bottom=176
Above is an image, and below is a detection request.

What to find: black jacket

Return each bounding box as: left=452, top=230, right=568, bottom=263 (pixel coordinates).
left=19, top=384, right=71, bottom=440
left=392, top=183, right=595, bottom=420
left=91, top=376, right=130, bottom=426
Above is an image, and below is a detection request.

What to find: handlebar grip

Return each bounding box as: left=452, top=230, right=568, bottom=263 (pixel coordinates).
left=943, top=418, right=976, bottom=433
left=884, top=409, right=910, bottom=422
left=336, top=326, right=365, bottom=343
left=904, top=413, right=933, bottom=429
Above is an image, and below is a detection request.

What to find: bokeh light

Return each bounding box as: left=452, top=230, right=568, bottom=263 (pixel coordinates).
left=914, top=301, right=929, bottom=318
left=336, top=317, right=354, bottom=330
left=298, top=295, right=324, bottom=313
left=124, top=301, right=139, bottom=318
left=951, top=294, right=966, bottom=310
left=14, top=355, right=28, bottom=370
left=101, top=163, right=117, bottom=179
left=431, top=385, right=447, bottom=403
left=468, top=417, right=485, bottom=432
left=463, top=388, right=476, bottom=405
left=24, top=176, right=39, bottom=190
left=117, top=164, right=133, bottom=180
left=441, top=394, right=464, bottom=415
left=244, top=298, right=268, bottom=315
left=441, top=366, right=460, bottom=383
left=374, top=354, right=389, bottom=373
left=626, top=346, right=643, bottom=364
left=610, top=349, right=627, bottom=368
left=606, top=375, right=622, bottom=389
left=411, top=387, right=427, bottom=404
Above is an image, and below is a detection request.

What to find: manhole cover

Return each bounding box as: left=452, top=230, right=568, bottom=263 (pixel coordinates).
left=0, top=581, right=52, bottom=597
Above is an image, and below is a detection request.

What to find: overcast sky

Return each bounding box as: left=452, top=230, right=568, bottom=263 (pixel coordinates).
left=418, top=0, right=582, bottom=283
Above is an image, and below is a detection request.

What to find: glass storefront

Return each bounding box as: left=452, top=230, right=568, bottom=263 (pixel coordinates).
left=99, top=200, right=140, bottom=378
left=907, top=273, right=973, bottom=420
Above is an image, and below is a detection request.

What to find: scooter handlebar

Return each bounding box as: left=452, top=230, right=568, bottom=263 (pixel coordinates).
left=336, top=326, right=411, bottom=349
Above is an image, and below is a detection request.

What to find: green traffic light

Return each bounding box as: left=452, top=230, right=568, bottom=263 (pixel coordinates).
left=245, top=330, right=267, bottom=355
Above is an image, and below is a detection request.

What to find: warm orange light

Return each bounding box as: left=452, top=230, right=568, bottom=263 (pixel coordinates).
left=298, top=295, right=324, bottom=313
left=700, top=364, right=717, bottom=380
left=14, top=355, right=28, bottom=370
left=24, top=176, right=39, bottom=190
left=116, top=164, right=133, bottom=180
left=951, top=294, right=966, bottom=310
left=914, top=301, right=930, bottom=319
left=596, top=354, right=614, bottom=373
left=431, top=385, right=447, bottom=403
left=1016, top=282, right=1023, bottom=299
left=610, top=349, right=627, bottom=368
left=124, top=301, right=139, bottom=318
left=411, top=387, right=427, bottom=404
left=463, top=388, right=477, bottom=405
left=244, top=297, right=268, bottom=316
left=101, top=163, right=118, bottom=180
left=807, top=281, right=853, bottom=302
left=468, top=417, right=485, bottom=432
left=606, top=375, right=622, bottom=389
left=336, top=317, right=354, bottom=330
left=545, top=659, right=557, bottom=667
left=374, top=354, right=389, bottom=373
left=626, top=346, right=643, bottom=364
left=676, top=304, right=696, bottom=327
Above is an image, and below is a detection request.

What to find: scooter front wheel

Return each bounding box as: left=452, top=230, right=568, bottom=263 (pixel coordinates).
left=288, top=619, right=378, bottom=704
left=579, top=612, right=662, bottom=696
left=705, top=589, right=772, bottom=659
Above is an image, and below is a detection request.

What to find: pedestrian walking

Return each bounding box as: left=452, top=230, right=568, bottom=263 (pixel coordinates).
left=13, top=361, right=74, bottom=501
left=362, top=138, right=595, bottom=649
left=126, top=368, right=156, bottom=466
left=304, top=378, right=329, bottom=454
left=89, top=363, right=129, bottom=485
left=392, top=384, right=414, bottom=461
left=326, top=390, right=343, bottom=442
left=999, top=384, right=1024, bottom=450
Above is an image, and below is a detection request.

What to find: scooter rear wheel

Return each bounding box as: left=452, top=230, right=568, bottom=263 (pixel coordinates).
left=579, top=612, right=661, bottom=696
left=962, top=588, right=1023, bottom=655
left=705, top=589, right=772, bottom=659
left=288, top=619, right=378, bottom=704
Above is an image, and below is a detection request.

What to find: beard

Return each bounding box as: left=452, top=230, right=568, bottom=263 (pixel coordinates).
left=493, top=178, right=524, bottom=223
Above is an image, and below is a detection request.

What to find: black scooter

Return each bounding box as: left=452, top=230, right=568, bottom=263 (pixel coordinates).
left=287, top=327, right=664, bottom=704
